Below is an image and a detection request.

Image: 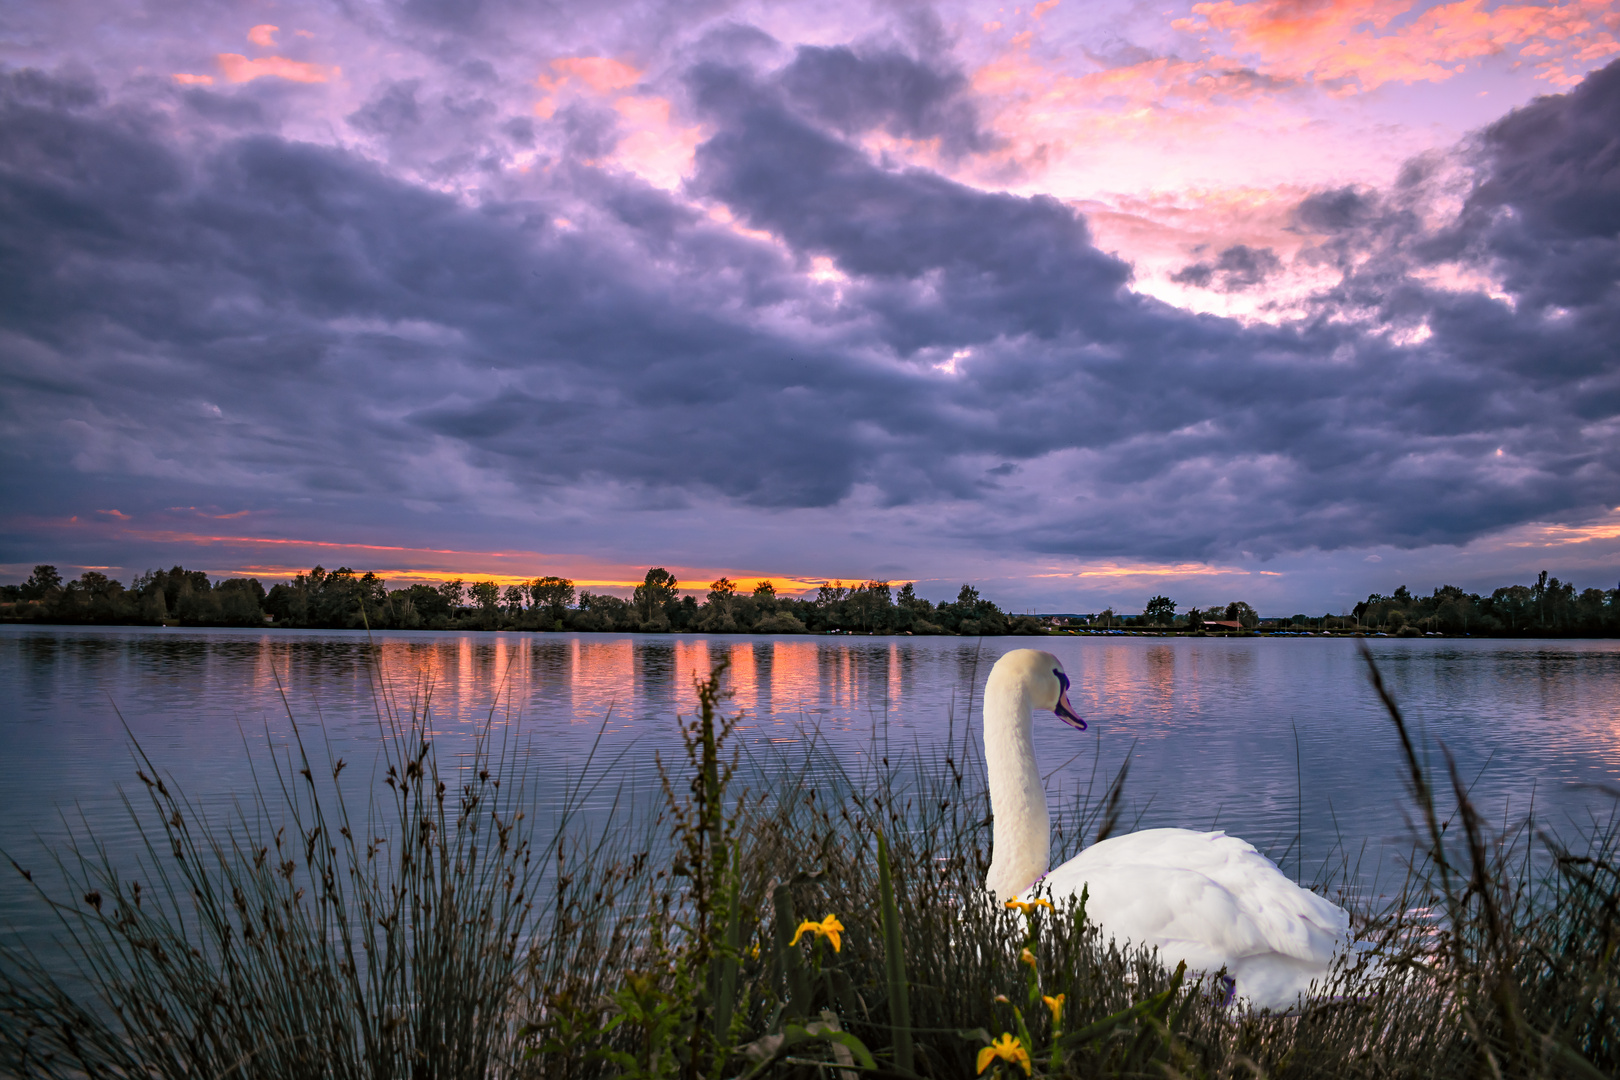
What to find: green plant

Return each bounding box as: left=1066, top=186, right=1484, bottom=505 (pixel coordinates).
left=0, top=666, right=546, bottom=1078
left=5, top=653, right=1618, bottom=1080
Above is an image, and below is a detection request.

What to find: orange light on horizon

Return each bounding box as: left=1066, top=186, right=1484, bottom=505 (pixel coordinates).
left=38, top=516, right=896, bottom=596
left=218, top=564, right=851, bottom=597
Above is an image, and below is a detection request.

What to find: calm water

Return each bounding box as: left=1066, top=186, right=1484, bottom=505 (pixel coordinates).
left=3, top=626, right=1619, bottom=942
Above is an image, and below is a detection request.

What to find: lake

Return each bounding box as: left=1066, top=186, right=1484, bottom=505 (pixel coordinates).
left=3, top=626, right=1619, bottom=945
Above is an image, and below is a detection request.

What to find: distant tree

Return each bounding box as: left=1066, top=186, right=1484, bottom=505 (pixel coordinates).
left=752, top=580, right=776, bottom=600
left=707, top=577, right=737, bottom=617
left=529, top=576, right=576, bottom=620
left=577, top=590, right=633, bottom=631
left=633, top=567, right=679, bottom=624
left=1185, top=608, right=1205, bottom=631
left=1224, top=600, right=1259, bottom=629
left=957, top=583, right=981, bottom=607
left=392, top=583, right=452, bottom=624
left=213, top=578, right=268, bottom=625
left=502, top=584, right=527, bottom=616
left=21, top=565, right=62, bottom=601
left=437, top=579, right=466, bottom=611
left=470, top=581, right=500, bottom=619
left=816, top=581, right=849, bottom=606
left=1143, top=595, right=1176, bottom=625
left=848, top=580, right=892, bottom=631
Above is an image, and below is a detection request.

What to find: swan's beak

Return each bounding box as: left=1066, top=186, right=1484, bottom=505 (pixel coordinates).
left=1054, top=688, right=1086, bottom=731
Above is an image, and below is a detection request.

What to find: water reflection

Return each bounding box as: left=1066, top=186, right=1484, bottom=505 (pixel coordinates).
left=4, top=628, right=1620, bottom=937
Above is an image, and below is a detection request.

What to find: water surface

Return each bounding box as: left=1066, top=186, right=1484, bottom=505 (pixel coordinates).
left=3, top=627, right=1618, bottom=942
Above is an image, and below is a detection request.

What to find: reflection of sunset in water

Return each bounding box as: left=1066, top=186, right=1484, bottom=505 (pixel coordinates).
left=5, top=628, right=1620, bottom=934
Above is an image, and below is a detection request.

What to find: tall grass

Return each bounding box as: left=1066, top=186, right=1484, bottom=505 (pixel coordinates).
left=3, top=647, right=1617, bottom=1078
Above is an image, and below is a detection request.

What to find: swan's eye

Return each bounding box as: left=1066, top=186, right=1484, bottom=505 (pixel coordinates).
left=1054, top=670, right=1070, bottom=691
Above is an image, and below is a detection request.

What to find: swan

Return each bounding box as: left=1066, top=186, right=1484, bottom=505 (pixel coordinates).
left=983, top=648, right=1353, bottom=1012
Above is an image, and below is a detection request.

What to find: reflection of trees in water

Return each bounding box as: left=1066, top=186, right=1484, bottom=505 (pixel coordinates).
left=633, top=638, right=677, bottom=719
left=1145, top=645, right=1175, bottom=700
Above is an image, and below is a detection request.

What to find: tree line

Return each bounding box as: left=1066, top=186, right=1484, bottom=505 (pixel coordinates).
left=1346, top=573, right=1620, bottom=635
left=1068, top=573, right=1620, bottom=637
left=0, top=564, right=1047, bottom=636
left=5, top=564, right=1617, bottom=636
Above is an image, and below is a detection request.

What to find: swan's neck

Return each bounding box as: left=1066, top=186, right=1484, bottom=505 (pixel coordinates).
left=983, top=675, right=1049, bottom=901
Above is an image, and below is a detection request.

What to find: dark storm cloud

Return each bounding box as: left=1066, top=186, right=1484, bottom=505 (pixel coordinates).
left=687, top=59, right=1130, bottom=353
left=3, top=53, right=1620, bottom=570
left=1170, top=244, right=1283, bottom=292
left=1451, top=59, right=1620, bottom=313
left=776, top=44, right=995, bottom=157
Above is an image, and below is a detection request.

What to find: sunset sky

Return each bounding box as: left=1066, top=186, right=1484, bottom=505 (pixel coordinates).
left=2, top=0, right=1619, bottom=613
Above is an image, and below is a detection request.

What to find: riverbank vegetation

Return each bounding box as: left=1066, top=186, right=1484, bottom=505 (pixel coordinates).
left=2, top=653, right=1616, bottom=1078
left=0, top=565, right=1044, bottom=635
left=4, top=562, right=1619, bottom=637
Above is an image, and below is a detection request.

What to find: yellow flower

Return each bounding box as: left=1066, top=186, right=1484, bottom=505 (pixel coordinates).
left=748, top=943, right=761, bottom=960
left=1020, top=947, right=1038, bottom=970
left=977, top=1033, right=1032, bottom=1076
left=1004, top=897, right=1054, bottom=916
left=1043, top=993, right=1065, bottom=1025
left=789, top=914, right=844, bottom=952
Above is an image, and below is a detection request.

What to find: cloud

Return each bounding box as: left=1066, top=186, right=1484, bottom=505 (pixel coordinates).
left=247, top=24, right=278, bottom=48
left=2, top=50, right=1619, bottom=595
left=217, top=54, right=336, bottom=84
left=1171, top=243, right=1283, bottom=291
left=1183, top=0, right=1620, bottom=91
left=545, top=57, right=642, bottom=94
left=776, top=44, right=995, bottom=158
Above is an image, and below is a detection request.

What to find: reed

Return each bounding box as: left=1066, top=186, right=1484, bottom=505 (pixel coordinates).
left=2, top=651, right=1616, bottom=1079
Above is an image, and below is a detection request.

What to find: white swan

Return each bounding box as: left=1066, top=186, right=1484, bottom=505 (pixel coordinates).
left=983, top=648, right=1352, bottom=1012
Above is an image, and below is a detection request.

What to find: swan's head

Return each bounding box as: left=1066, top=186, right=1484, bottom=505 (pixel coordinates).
left=990, top=649, right=1086, bottom=731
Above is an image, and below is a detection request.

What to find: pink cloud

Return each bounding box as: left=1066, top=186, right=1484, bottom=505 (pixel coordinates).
left=545, top=56, right=642, bottom=93
left=247, top=24, right=278, bottom=47
left=217, top=53, right=336, bottom=84
left=612, top=95, right=703, bottom=187
left=1184, top=0, right=1620, bottom=90
left=171, top=73, right=214, bottom=85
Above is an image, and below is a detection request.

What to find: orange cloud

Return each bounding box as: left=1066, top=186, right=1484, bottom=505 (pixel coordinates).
left=247, top=24, right=278, bottom=47
left=1185, top=0, right=1620, bottom=90
left=171, top=73, right=215, bottom=86
left=1507, top=515, right=1620, bottom=546
left=217, top=53, right=336, bottom=84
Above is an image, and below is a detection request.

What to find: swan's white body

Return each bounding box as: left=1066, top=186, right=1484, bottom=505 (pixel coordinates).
left=983, top=649, right=1350, bottom=1012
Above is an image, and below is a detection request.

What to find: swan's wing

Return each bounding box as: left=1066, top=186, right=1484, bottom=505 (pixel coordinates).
left=1040, top=828, right=1347, bottom=967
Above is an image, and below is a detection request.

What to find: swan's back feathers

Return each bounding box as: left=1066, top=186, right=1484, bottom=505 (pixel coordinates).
left=1038, top=828, right=1349, bottom=1009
